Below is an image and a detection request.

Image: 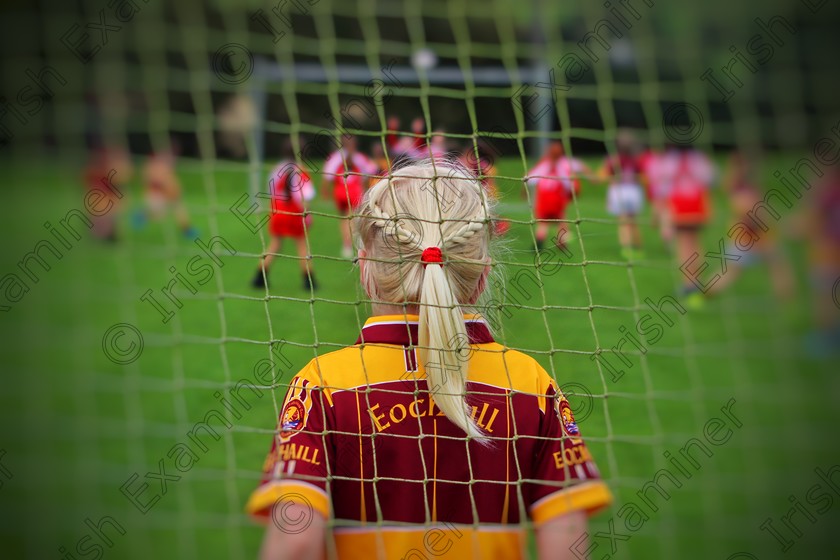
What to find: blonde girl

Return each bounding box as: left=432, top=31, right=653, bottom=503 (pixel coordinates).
left=247, top=159, right=612, bottom=560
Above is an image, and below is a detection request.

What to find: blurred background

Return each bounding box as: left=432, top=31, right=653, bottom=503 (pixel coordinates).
left=1, top=0, right=839, bottom=558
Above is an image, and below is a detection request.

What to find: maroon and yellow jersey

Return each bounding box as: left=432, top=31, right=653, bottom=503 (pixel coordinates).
left=246, top=314, right=612, bottom=559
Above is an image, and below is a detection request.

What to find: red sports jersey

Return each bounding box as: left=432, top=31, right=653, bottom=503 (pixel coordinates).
left=268, top=162, right=314, bottom=238
left=324, top=150, right=376, bottom=212
left=605, top=153, right=642, bottom=184
left=669, top=152, right=713, bottom=227
left=529, top=157, right=585, bottom=220
left=246, top=314, right=612, bottom=559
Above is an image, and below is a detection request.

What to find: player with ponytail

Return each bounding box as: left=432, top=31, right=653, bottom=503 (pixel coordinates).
left=248, top=159, right=612, bottom=560
left=358, top=162, right=491, bottom=438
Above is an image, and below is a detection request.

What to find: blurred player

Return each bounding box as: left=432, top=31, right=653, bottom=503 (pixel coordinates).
left=669, top=146, right=715, bottom=307
left=803, top=168, right=840, bottom=354
left=134, top=145, right=198, bottom=240
left=646, top=144, right=684, bottom=245
left=599, top=130, right=646, bottom=260
left=247, top=159, right=612, bottom=560
left=637, top=144, right=658, bottom=203
left=459, top=143, right=499, bottom=195
left=84, top=146, right=133, bottom=242
left=708, top=149, right=795, bottom=300
left=638, top=143, right=666, bottom=237
left=527, top=141, right=590, bottom=251
left=322, top=136, right=378, bottom=258
left=459, top=143, right=510, bottom=236
left=252, top=153, right=317, bottom=291
left=385, top=115, right=401, bottom=152
left=392, top=117, right=427, bottom=158
left=427, top=129, right=448, bottom=159
left=370, top=142, right=391, bottom=179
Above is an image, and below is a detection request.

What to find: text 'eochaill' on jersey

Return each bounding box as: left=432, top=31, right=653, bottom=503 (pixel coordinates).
left=246, top=314, right=612, bottom=559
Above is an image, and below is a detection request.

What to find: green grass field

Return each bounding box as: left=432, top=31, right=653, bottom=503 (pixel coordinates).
left=0, top=154, right=837, bottom=560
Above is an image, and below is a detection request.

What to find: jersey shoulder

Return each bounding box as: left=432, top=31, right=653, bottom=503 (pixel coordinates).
left=301, top=345, right=385, bottom=392
left=296, top=343, right=560, bottom=402
left=469, top=344, right=555, bottom=395
left=322, top=151, right=343, bottom=174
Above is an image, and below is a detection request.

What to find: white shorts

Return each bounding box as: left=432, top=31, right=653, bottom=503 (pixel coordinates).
left=607, top=183, right=644, bottom=216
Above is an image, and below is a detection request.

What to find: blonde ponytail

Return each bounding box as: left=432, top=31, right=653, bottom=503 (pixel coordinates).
left=355, top=159, right=495, bottom=440
left=418, top=257, right=482, bottom=438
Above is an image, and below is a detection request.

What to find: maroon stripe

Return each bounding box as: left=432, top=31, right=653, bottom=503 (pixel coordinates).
left=466, top=321, right=494, bottom=344
left=355, top=320, right=494, bottom=346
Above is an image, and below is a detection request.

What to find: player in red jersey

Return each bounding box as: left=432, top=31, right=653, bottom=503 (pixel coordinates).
left=251, top=156, right=317, bottom=291
left=668, top=146, right=716, bottom=306
left=459, top=143, right=510, bottom=236
left=646, top=144, right=685, bottom=245
left=134, top=146, right=199, bottom=240
left=599, top=130, right=646, bottom=260
left=637, top=145, right=657, bottom=203
left=427, top=129, right=449, bottom=159
left=805, top=168, right=840, bottom=354
left=322, top=136, right=378, bottom=259
left=707, top=149, right=795, bottom=300
left=385, top=115, right=401, bottom=152
left=247, top=159, right=612, bottom=560
left=84, top=146, right=133, bottom=242
left=527, top=141, right=591, bottom=251
left=392, top=117, right=427, bottom=158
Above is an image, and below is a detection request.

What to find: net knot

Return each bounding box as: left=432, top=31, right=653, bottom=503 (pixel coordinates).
left=421, top=246, right=444, bottom=267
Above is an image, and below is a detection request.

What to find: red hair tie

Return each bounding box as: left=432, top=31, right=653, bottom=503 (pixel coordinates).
left=421, top=246, right=444, bottom=267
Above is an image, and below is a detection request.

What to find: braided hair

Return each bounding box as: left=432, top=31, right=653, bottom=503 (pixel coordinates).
left=354, top=159, right=495, bottom=439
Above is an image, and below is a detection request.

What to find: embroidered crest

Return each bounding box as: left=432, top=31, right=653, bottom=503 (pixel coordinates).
left=280, top=398, right=307, bottom=439
left=555, top=394, right=582, bottom=443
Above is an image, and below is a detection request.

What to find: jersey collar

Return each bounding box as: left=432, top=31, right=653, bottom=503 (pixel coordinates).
left=355, top=314, right=494, bottom=346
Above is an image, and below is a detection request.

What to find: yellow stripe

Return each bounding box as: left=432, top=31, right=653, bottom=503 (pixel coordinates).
left=354, top=389, right=366, bottom=524
left=363, top=314, right=419, bottom=325
left=334, top=526, right=525, bottom=560
left=245, top=480, right=329, bottom=522
left=529, top=481, right=613, bottom=525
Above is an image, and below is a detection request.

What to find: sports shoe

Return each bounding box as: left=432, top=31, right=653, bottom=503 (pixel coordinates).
left=679, top=286, right=705, bottom=310
left=183, top=226, right=199, bottom=241
left=131, top=209, right=147, bottom=230
left=252, top=270, right=267, bottom=289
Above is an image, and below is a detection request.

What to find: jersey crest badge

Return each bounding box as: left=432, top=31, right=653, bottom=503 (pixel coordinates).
left=555, top=394, right=582, bottom=443
left=280, top=398, right=307, bottom=440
